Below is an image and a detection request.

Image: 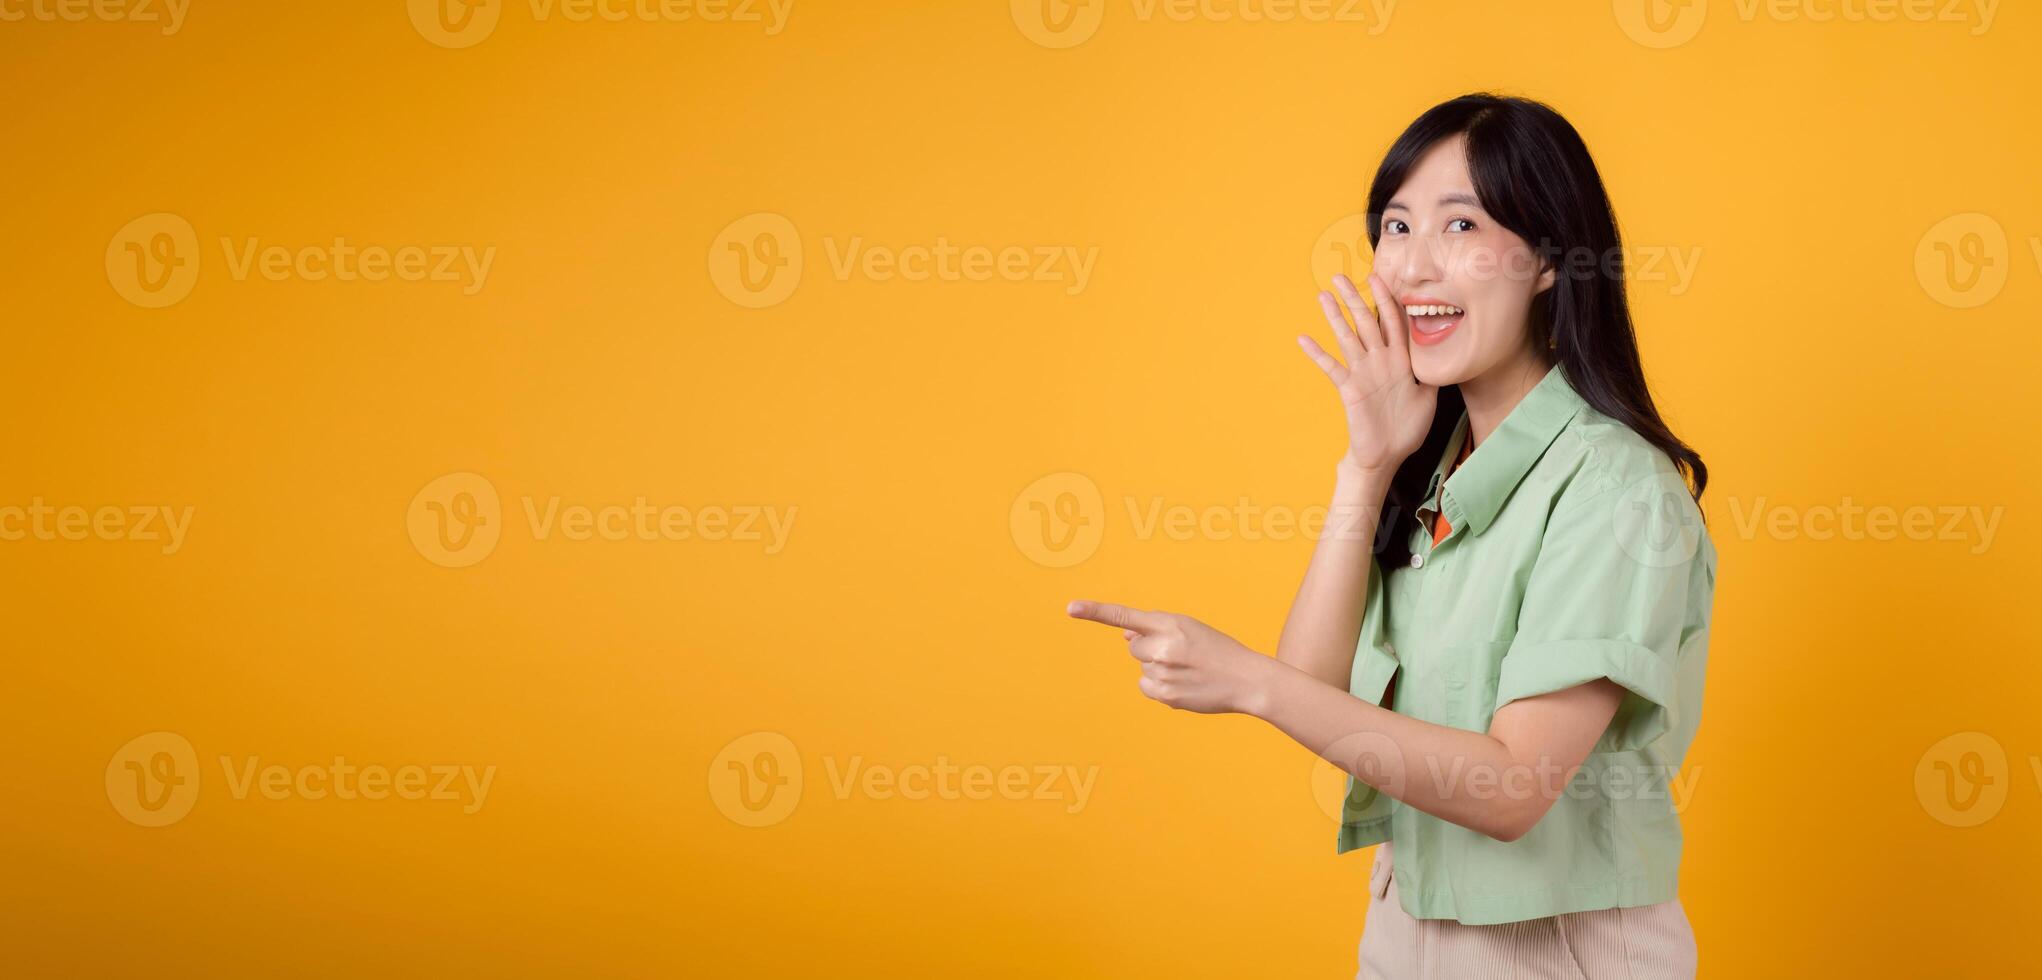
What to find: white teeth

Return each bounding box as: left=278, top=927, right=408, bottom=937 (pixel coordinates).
left=1404, top=304, right=1463, bottom=317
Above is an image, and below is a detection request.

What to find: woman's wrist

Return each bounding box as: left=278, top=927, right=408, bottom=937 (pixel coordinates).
left=1238, top=653, right=1289, bottom=720
left=1241, top=653, right=1324, bottom=722
left=1335, top=453, right=1397, bottom=489
left=1332, top=456, right=1395, bottom=508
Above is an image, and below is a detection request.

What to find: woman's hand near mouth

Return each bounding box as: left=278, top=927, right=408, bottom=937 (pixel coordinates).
left=1298, top=272, right=1439, bottom=478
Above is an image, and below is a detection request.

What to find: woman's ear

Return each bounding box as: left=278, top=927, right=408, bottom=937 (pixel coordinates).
left=1534, top=261, right=1557, bottom=295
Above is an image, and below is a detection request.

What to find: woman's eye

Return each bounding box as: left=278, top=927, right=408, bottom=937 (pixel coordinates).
left=1447, top=218, right=1476, bottom=232
left=1384, top=219, right=1409, bottom=235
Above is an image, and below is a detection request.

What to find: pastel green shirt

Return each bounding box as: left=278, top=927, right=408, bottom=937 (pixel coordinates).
left=1334, top=362, right=1717, bottom=925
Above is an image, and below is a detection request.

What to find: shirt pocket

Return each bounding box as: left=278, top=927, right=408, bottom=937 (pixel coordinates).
left=1442, top=639, right=1514, bottom=731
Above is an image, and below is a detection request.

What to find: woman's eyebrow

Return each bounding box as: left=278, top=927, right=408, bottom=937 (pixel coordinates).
left=1384, top=192, right=1484, bottom=213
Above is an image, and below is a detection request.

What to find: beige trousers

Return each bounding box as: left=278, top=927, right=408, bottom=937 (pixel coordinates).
left=1357, top=842, right=1697, bottom=980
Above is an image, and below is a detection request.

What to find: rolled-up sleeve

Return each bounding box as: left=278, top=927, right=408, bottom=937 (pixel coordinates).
left=1492, top=475, right=1695, bottom=752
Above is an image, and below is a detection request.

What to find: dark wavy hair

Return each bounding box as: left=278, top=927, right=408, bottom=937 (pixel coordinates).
left=1366, top=93, right=1708, bottom=572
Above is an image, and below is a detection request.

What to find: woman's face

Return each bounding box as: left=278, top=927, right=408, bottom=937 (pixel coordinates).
left=1372, top=134, right=1554, bottom=387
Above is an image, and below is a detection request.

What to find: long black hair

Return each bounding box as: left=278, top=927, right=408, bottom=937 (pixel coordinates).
left=1366, top=93, right=1708, bottom=572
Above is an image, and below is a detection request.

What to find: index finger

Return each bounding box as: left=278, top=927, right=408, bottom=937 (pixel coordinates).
left=1333, top=274, right=1384, bottom=351
left=1318, top=287, right=1369, bottom=361
left=1066, top=600, right=1171, bottom=634
left=1367, top=273, right=1410, bottom=357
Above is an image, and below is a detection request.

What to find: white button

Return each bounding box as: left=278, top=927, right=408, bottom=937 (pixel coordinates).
left=1409, top=553, right=1424, bottom=569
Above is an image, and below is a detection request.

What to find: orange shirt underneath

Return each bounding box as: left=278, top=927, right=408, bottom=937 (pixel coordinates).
left=1429, top=432, right=1474, bottom=546
left=1387, top=433, right=1474, bottom=713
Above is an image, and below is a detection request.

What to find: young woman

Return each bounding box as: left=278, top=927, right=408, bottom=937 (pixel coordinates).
left=1068, top=93, right=1715, bottom=978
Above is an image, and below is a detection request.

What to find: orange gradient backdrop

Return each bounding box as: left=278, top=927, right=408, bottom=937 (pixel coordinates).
left=4, top=1, right=2039, bottom=976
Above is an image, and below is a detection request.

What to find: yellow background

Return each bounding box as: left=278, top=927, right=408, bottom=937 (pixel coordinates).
left=5, top=1, right=2039, bottom=976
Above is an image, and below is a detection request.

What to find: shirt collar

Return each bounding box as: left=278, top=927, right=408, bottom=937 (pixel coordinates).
left=1427, top=363, right=1586, bottom=538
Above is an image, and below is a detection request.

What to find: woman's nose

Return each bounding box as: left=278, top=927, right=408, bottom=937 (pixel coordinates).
left=1396, top=232, right=1443, bottom=285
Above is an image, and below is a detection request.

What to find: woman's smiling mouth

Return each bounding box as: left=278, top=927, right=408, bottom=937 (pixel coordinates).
left=1402, top=298, right=1464, bottom=346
